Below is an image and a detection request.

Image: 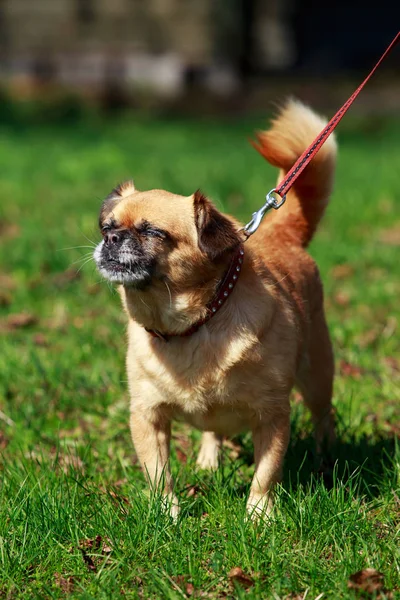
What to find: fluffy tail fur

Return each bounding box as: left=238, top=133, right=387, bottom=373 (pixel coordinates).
left=252, top=99, right=337, bottom=247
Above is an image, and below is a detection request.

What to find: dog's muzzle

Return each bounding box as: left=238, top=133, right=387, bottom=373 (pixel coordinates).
left=94, top=232, right=155, bottom=288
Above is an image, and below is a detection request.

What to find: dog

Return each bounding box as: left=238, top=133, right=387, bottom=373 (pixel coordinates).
left=94, top=99, right=337, bottom=518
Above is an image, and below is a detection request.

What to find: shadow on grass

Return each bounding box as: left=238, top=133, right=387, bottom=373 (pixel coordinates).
left=286, top=434, right=397, bottom=496
left=178, top=431, right=397, bottom=522
left=232, top=431, right=397, bottom=499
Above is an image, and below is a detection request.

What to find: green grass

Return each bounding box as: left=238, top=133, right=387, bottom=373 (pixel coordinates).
left=0, top=110, right=399, bottom=599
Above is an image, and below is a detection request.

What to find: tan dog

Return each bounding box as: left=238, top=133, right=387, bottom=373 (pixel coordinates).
left=94, top=100, right=337, bottom=518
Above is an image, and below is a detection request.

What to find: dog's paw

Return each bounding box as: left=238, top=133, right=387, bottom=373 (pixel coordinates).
left=196, top=444, right=219, bottom=470
left=162, top=493, right=180, bottom=520
left=246, top=493, right=273, bottom=522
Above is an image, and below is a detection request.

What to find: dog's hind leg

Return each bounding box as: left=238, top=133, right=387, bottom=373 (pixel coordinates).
left=296, top=308, right=336, bottom=452
left=196, top=431, right=222, bottom=470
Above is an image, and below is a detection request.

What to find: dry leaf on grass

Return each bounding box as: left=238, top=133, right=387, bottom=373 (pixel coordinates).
left=379, top=224, right=400, bottom=246
left=223, top=438, right=243, bottom=460
left=186, top=485, right=199, bottom=498
left=113, top=478, right=128, bottom=487
left=78, top=536, right=113, bottom=573
left=80, top=550, right=96, bottom=572
left=79, top=536, right=112, bottom=554
left=54, top=572, right=74, bottom=593
left=0, top=223, right=20, bottom=239
left=383, top=420, right=400, bottom=436
left=172, top=433, right=191, bottom=450
left=348, top=568, right=392, bottom=598
left=383, top=356, right=400, bottom=373
left=57, top=453, right=84, bottom=474
left=73, top=316, right=86, bottom=329
left=292, top=390, right=303, bottom=405
left=176, top=448, right=187, bottom=464
left=108, top=489, right=130, bottom=505
left=101, top=486, right=131, bottom=506
left=333, top=291, right=351, bottom=307
left=185, top=583, right=194, bottom=596
left=33, top=333, right=49, bottom=347
left=0, top=432, right=9, bottom=449
left=331, top=264, right=355, bottom=279
left=339, top=360, right=364, bottom=379
left=358, top=327, right=381, bottom=349
left=0, top=273, right=17, bottom=290
left=2, top=312, right=37, bottom=330
left=358, top=317, right=397, bottom=349
left=373, top=521, right=390, bottom=541
left=172, top=576, right=195, bottom=597
left=228, top=566, right=254, bottom=589
left=0, top=274, right=17, bottom=296
left=173, top=432, right=191, bottom=464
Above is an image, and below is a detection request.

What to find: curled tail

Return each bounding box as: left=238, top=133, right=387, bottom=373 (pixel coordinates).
left=252, top=99, right=337, bottom=247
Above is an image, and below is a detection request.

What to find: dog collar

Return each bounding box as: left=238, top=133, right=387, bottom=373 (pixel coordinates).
left=145, top=244, right=245, bottom=342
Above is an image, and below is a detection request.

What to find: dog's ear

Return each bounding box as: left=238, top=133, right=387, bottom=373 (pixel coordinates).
left=193, top=190, right=240, bottom=260
left=99, top=180, right=136, bottom=226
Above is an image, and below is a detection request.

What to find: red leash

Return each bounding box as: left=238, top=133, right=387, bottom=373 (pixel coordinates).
left=243, top=31, right=400, bottom=237
left=147, top=33, right=399, bottom=342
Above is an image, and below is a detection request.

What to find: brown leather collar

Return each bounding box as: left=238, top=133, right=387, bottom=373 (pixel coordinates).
left=145, top=244, right=244, bottom=342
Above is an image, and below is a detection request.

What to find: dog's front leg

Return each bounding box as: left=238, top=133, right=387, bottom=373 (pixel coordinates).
left=247, top=411, right=290, bottom=520
left=130, top=408, right=178, bottom=518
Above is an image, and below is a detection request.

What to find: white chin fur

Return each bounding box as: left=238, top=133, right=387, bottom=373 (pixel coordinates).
left=97, top=267, right=138, bottom=284
left=93, top=240, right=145, bottom=286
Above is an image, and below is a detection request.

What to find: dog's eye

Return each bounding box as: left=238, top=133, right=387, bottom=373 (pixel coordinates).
left=142, top=229, right=164, bottom=239
left=101, top=217, right=118, bottom=235
left=138, top=222, right=167, bottom=239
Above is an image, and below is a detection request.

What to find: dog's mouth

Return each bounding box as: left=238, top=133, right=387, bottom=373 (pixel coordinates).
left=93, top=241, right=154, bottom=288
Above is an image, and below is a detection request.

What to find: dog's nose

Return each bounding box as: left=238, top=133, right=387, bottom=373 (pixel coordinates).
left=104, top=231, right=121, bottom=247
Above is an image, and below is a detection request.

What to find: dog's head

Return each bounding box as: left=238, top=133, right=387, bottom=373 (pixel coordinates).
left=94, top=181, right=241, bottom=290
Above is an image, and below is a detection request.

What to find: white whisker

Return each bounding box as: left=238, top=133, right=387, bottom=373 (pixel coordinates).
left=76, top=257, right=95, bottom=274
left=78, top=229, right=99, bottom=247
left=268, top=273, right=290, bottom=290
left=164, top=280, right=173, bottom=310
left=71, top=252, right=95, bottom=262
left=57, top=245, right=96, bottom=252
left=67, top=253, right=95, bottom=269
left=140, top=297, right=151, bottom=310
left=106, top=280, right=117, bottom=294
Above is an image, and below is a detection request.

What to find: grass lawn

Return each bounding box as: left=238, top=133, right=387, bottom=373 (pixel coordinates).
left=0, top=108, right=399, bottom=599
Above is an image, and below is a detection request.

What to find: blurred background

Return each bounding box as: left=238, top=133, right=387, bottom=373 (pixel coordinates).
left=0, top=0, right=399, bottom=116
left=0, top=6, right=399, bottom=596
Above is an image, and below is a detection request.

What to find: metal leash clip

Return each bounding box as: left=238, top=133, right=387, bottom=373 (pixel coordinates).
left=242, top=189, right=286, bottom=238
